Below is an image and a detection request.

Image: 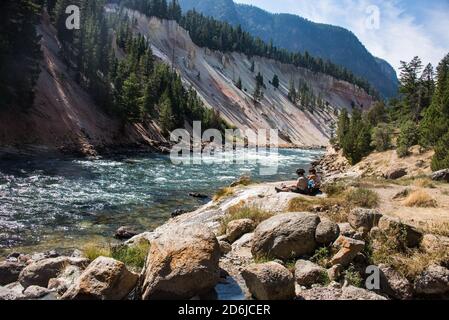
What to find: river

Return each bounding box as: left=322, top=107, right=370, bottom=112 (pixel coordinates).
left=0, top=148, right=323, bottom=256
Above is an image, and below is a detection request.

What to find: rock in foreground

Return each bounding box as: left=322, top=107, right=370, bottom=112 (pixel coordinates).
left=414, top=265, right=449, bottom=295
left=19, top=257, right=89, bottom=289
left=141, top=225, right=220, bottom=300
left=242, top=262, right=295, bottom=300
left=348, top=208, right=382, bottom=233
left=251, top=212, right=320, bottom=260
left=62, top=257, right=138, bottom=300
left=295, top=260, right=327, bottom=287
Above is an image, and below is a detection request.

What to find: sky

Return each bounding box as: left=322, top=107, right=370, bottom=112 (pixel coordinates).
left=235, top=0, right=449, bottom=73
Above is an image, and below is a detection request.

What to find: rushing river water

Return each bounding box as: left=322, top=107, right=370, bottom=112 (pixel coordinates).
left=0, top=149, right=323, bottom=256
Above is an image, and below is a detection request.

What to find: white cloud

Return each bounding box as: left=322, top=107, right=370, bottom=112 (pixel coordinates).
left=236, top=0, right=449, bottom=73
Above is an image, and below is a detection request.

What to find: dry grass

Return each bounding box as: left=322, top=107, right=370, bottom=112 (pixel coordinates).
left=219, top=203, right=274, bottom=235
left=371, top=226, right=449, bottom=280
left=287, top=197, right=340, bottom=212
left=344, top=188, right=380, bottom=209
left=402, top=189, right=438, bottom=208
left=83, top=242, right=110, bottom=261
left=413, top=178, right=436, bottom=189
left=213, top=187, right=235, bottom=202
left=287, top=185, right=379, bottom=223
left=422, top=221, right=449, bottom=237
left=230, top=175, right=253, bottom=187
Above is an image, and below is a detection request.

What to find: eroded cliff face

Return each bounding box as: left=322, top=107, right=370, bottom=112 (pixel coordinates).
left=0, top=14, right=167, bottom=157
left=126, top=9, right=375, bottom=147
left=0, top=10, right=375, bottom=157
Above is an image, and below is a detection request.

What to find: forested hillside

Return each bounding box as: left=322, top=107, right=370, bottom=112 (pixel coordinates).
left=121, top=0, right=377, bottom=97
left=0, top=0, right=377, bottom=154
left=177, top=0, right=398, bottom=98
left=335, top=54, right=449, bottom=171
left=0, top=1, right=43, bottom=110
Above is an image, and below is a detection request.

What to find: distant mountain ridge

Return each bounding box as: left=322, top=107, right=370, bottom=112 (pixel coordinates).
left=178, top=0, right=398, bottom=98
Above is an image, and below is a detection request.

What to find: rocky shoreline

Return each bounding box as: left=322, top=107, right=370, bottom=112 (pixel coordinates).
left=1, top=149, right=448, bottom=300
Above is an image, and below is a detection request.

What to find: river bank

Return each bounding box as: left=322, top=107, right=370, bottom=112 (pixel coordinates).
left=1, top=147, right=448, bottom=300
left=0, top=148, right=324, bottom=257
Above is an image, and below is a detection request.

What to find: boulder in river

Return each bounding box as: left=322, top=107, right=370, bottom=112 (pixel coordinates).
left=251, top=212, right=320, bottom=260
left=189, top=192, right=209, bottom=199
left=114, top=226, right=138, bottom=240
left=141, top=224, right=221, bottom=300
left=171, top=209, right=187, bottom=218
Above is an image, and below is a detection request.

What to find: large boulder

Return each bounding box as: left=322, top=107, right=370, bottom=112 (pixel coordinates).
left=431, top=169, right=449, bottom=182
left=315, top=220, right=340, bottom=245
left=19, top=257, right=89, bottom=288
left=226, top=219, right=256, bottom=243
left=348, top=208, right=382, bottom=233
left=115, top=226, right=138, bottom=240
left=62, top=257, right=139, bottom=300
left=242, top=262, right=295, bottom=300
left=141, top=224, right=221, bottom=300
left=295, top=260, right=327, bottom=287
left=330, top=236, right=365, bottom=267
left=251, top=212, right=320, bottom=260
left=384, top=168, right=407, bottom=180
left=0, top=261, right=25, bottom=286
left=414, top=265, right=449, bottom=295
left=378, top=264, right=413, bottom=300
left=378, top=216, right=423, bottom=248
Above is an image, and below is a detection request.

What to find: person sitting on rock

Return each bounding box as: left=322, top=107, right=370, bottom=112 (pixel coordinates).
left=275, top=169, right=308, bottom=194
left=307, top=168, right=322, bottom=196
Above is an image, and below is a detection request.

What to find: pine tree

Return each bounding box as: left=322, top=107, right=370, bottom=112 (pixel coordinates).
left=397, top=120, right=419, bottom=157
left=250, top=60, right=255, bottom=73
left=288, top=78, right=296, bottom=104
left=235, top=77, right=242, bottom=90
left=272, top=74, right=279, bottom=89
left=159, top=92, right=175, bottom=136
left=0, top=0, right=43, bottom=109
left=420, top=54, right=449, bottom=148
left=119, top=73, right=143, bottom=122
left=396, top=56, right=423, bottom=121
left=253, top=81, right=263, bottom=103
left=418, top=63, right=435, bottom=117
left=336, top=109, right=350, bottom=145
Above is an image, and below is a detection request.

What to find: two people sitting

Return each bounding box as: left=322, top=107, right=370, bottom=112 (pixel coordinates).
left=275, top=168, right=321, bottom=196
